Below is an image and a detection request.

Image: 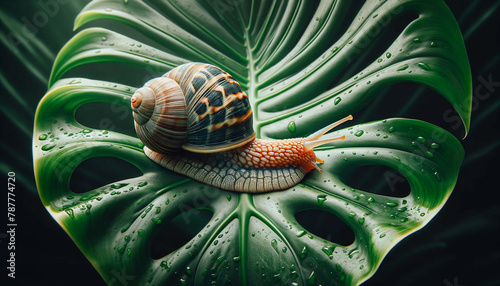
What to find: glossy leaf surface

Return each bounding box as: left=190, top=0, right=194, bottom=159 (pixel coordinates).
left=34, top=0, right=471, bottom=285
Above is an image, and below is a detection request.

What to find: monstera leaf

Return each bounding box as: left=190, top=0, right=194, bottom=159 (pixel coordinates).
left=33, top=0, right=471, bottom=285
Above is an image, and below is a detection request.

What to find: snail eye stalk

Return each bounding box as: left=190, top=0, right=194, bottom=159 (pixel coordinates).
left=303, top=115, right=353, bottom=152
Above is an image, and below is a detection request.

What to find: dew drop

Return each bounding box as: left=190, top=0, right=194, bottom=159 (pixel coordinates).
left=322, top=245, right=335, bottom=256
left=386, top=52, right=391, bottom=58
left=397, top=64, right=409, bottom=71
left=413, top=37, right=421, bottom=43
left=65, top=209, right=75, bottom=220
left=117, top=245, right=125, bottom=253
left=417, top=136, right=426, bottom=143
left=308, top=271, right=317, bottom=285
left=111, top=183, right=128, bottom=189
left=41, top=143, right=56, bottom=151
left=431, top=143, right=440, bottom=149
left=282, top=247, right=287, bottom=253
left=38, top=134, right=48, bottom=140
left=379, top=233, right=386, bottom=238
left=299, top=246, right=308, bottom=259
left=317, top=195, right=327, bottom=205
left=354, top=130, right=364, bottom=137
left=288, top=121, right=296, bottom=133
left=334, top=97, right=342, bottom=105
left=271, top=239, right=279, bottom=253
left=434, top=171, right=441, bottom=181
left=358, top=218, right=365, bottom=224
left=385, top=202, right=398, bottom=207
left=226, top=194, right=232, bottom=201
left=418, top=62, right=432, bottom=71
left=348, top=249, right=359, bottom=259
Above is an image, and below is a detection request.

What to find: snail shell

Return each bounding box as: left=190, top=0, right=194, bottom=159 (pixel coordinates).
left=131, top=63, right=255, bottom=154
left=132, top=63, right=352, bottom=193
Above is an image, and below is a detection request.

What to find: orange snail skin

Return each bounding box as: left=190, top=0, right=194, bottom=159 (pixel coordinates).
left=131, top=62, right=352, bottom=193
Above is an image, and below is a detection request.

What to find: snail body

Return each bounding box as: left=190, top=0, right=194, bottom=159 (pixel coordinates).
left=132, top=63, right=352, bottom=193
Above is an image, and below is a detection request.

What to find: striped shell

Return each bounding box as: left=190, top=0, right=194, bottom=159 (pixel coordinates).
left=131, top=63, right=255, bottom=154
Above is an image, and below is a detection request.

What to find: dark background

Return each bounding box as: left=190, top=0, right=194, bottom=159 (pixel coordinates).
left=1, top=1, right=499, bottom=285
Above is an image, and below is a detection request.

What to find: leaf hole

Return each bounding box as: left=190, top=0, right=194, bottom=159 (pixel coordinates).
left=295, top=209, right=355, bottom=246
left=69, top=156, right=142, bottom=193
left=341, top=165, right=411, bottom=198
left=150, top=208, right=213, bottom=260
left=75, top=101, right=136, bottom=137
left=357, top=82, right=463, bottom=138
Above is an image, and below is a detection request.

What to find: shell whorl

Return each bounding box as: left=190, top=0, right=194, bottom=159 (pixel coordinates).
left=131, top=77, right=188, bottom=153
left=132, top=63, right=256, bottom=154
left=165, top=63, right=255, bottom=153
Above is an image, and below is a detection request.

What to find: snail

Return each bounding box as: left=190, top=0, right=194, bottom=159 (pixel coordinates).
left=131, top=63, right=352, bottom=193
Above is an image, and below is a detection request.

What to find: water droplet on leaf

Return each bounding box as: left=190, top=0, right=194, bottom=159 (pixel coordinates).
left=41, top=143, right=56, bottom=151
left=397, top=64, right=409, bottom=71
left=288, top=121, right=296, bottom=133
left=271, top=239, right=279, bottom=253
left=300, top=246, right=308, bottom=259
left=418, top=63, right=431, bottom=71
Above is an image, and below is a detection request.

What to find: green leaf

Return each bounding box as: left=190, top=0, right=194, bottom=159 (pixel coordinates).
left=34, top=0, right=471, bottom=285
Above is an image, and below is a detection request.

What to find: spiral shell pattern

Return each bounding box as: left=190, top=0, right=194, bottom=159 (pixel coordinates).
left=165, top=63, right=255, bottom=153
left=131, top=77, right=188, bottom=153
